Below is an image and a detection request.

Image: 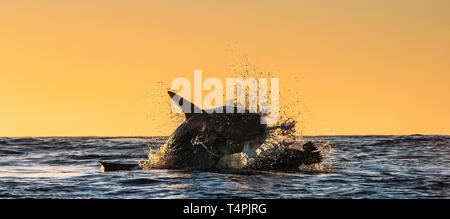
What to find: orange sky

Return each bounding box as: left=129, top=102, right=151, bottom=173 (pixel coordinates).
left=1, top=0, right=449, bottom=136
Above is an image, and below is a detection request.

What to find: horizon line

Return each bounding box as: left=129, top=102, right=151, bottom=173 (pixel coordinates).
left=1, top=134, right=449, bottom=138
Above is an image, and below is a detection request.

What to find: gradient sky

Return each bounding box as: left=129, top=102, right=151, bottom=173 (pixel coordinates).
left=1, top=0, right=449, bottom=136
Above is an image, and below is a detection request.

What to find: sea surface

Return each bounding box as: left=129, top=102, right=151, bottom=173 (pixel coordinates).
left=0, top=135, right=448, bottom=198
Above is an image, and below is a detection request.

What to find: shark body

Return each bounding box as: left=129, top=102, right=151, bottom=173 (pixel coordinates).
left=100, top=91, right=322, bottom=172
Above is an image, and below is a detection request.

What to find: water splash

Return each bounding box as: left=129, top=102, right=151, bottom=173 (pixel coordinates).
left=224, top=47, right=334, bottom=172
left=144, top=48, right=334, bottom=172
left=143, top=140, right=171, bottom=169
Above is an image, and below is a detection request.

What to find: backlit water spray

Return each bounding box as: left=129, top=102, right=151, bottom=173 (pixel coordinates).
left=145, top=50, right=334, bottom=172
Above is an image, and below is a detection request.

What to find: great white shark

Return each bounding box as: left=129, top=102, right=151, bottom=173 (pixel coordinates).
left=99, top=91, right=322, bottom=171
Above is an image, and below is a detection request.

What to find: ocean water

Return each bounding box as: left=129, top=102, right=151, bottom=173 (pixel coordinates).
left=0, top=135, right=448, bottom=199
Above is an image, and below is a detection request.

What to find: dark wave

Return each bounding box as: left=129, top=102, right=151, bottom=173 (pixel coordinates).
left=0, top=136, right=448, bottom=198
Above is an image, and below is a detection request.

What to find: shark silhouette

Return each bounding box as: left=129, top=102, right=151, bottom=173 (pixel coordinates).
left=99, top=91, right=322, bottom=171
